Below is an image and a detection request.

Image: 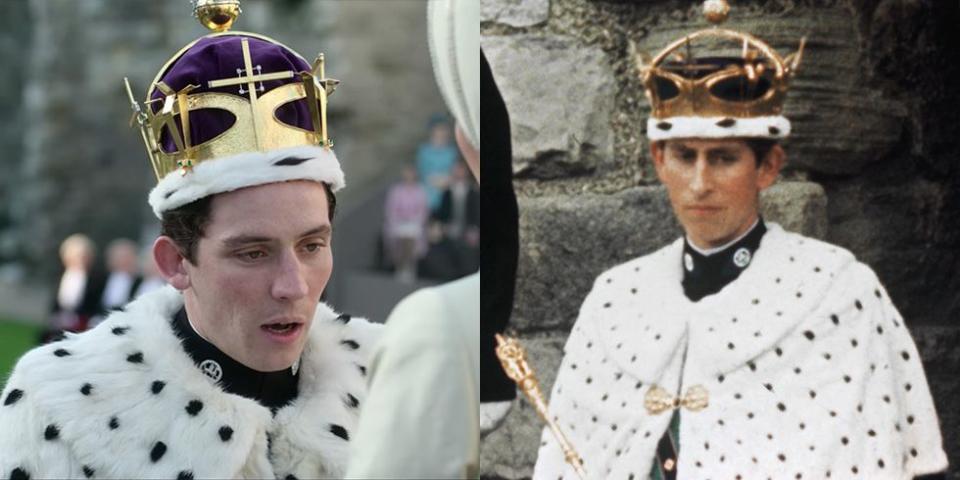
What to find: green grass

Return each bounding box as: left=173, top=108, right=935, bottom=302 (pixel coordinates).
left=0, top=319, right=41, bottom=389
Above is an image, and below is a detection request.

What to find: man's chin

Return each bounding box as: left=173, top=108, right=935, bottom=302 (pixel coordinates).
left=683, top=226, right=743, bottom=249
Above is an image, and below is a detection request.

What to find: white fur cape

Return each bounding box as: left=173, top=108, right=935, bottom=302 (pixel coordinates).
left=534, top=224, right=947, bottom=480
left=0, top=286, right=381, bottom=479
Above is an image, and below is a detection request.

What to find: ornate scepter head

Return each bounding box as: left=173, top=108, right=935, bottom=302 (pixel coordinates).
left=495, top=334, right=587, bottom=479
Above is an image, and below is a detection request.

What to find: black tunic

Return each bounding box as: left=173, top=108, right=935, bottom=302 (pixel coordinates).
left=172, top=308, right=299, bottom=412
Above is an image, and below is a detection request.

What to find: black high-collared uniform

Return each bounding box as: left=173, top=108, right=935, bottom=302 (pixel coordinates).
left=172, top=308, right=299, bottom=412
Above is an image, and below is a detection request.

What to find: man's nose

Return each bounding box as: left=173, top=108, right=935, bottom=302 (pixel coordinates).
left=690, top=156, right=713, bottom=195
left=271, top=251, right=309, bottom=301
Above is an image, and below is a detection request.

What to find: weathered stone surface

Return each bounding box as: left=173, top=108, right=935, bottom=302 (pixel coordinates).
left=481, top=330, right=567, bottom=480
left=480, top=0, right=550, bottom=28
left=513, top=182, right=827, bottom=332
left=759, top=181, right=828, bottom=239
left=481, top=34, right=615, bottom=179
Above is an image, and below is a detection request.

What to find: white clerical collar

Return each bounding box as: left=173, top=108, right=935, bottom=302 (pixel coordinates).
left=686, top=218, right=760, bottom=257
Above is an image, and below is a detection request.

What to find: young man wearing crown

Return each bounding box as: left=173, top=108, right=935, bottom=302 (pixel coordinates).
left=532, top=3, right=947, bottom=480
left=0, top=3, right=381, bottom=479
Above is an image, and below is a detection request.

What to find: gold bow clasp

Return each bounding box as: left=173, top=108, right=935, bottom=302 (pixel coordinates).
left=644, top=384, right=709, bottom=415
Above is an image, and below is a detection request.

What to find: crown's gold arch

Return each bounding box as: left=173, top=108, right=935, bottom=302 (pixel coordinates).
left=125, top=31, right=339, bottom=180
left=637, top=17, right=806, bottom=119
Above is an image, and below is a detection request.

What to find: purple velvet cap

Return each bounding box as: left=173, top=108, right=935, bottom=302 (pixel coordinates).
left=151, top=35, right=316, bottom=153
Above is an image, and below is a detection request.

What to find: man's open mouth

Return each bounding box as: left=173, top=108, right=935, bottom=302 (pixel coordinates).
left=262, top=323, right=300, bottom=333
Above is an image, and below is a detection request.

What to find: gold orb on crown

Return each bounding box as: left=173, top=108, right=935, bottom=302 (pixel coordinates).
left=703, top=0, right=730, bottom=24
left=193, top=0, right=242, bottom=33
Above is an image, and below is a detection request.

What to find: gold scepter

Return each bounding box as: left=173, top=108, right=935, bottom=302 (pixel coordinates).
left=495, top=334, right=587, bottom=479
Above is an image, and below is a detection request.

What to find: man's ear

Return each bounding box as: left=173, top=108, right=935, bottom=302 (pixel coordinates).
left=757, top=144, right=786, bottom=191
left=153, top=236, right=191, bottom=290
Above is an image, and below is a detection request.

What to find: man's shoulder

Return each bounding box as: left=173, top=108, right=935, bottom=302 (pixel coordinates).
left=311, top=302, right=382, bottom=344
left=0, top=288, right=273, bottom=476
left=766, top=224, right=875, bottom=276
left=304, top=303, right=384, bottom=377
left=8, top=287, right=181, bottom=387
left=759, top=225, right=892, bottom=308
left=592, top=237, right=684, bottom=288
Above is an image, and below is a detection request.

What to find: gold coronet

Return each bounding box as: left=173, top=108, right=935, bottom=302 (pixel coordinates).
left=193, top=0, right=242, bottom=33
left=637, top=1, right=806, bottom=120
left=126, top=33, right=339, bottom=180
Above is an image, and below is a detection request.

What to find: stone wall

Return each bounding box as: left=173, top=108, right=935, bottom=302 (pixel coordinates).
left=482, top=0, right=960, bottom=478
left=0, top=0, right=33, bottom=268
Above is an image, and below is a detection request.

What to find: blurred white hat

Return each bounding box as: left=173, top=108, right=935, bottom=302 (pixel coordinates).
left=427, top=0, right=479, bottom=150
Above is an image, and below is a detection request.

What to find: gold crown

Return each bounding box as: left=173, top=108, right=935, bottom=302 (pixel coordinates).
left=124, top=0, right=339, bottom=180
left=637, top=0, right=805, bottom=120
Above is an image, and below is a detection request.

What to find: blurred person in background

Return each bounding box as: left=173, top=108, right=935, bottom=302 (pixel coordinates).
left=90, top=238, right=143, bottom=327
left=416, top=115, right=459, bottom=212
left=383, top=164, right=430, bottom=284
left=347, top=0, right=480, bottom=477
left=433, top=160, right=479, bottom=274
left=133, top=249, right=166, bottom=298
left=42, top=233, right=104, bottom=343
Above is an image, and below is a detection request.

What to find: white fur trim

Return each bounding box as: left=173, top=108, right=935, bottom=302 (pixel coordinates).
left=0, top=285, right=382, bottom=478
left=148, top=145, right=345, bottom=218
left=646, top=115, right=791, bottom=141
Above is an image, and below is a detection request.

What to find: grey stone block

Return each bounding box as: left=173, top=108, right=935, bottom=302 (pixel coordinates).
left=513, top=182, right=827, bottom=332
left=760, top=181, right=828, bottom=240
left=481, top=0, right=550, bottom=28
left=481, top=34, right=615, bottom=179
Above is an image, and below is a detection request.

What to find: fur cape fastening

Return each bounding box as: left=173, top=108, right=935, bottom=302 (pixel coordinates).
left=0, top=286, right=381, bottom=479
left=534, top=224, right=947, bottom=480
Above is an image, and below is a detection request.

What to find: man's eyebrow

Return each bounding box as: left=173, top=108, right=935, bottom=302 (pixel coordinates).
left=221, top=235, right=273, bottom=248
left=668, top=144, right=694, bottom=153
left=706, top=147, right=740, bottom=156
left=300, top=225, right=332, bottom=237
left=220, top=225, right=332, bottom=248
